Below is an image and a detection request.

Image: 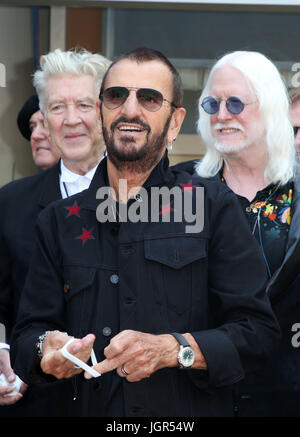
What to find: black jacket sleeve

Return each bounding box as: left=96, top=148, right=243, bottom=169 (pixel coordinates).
left=190, top=186, right=281, bottom=388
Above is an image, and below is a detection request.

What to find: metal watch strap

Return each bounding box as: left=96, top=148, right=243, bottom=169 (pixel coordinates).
left=171, top=332, right=191, bottom=348
left=36, top=330, right=66, bottom=359
left=36, top=331, right=52, bottom=359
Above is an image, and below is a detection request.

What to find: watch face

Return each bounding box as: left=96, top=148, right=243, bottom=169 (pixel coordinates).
left=180, top=347, right=195, bottom=367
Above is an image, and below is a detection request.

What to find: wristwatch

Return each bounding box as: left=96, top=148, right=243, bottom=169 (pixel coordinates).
left=171, top=332, right=195, bottom=369
left=36, top=331, right=53, bottom=359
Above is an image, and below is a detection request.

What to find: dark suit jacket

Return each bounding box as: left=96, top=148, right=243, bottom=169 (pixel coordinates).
left=0, top=163, right=61, bottom=340
left=0, top=162, right=62, bottom=417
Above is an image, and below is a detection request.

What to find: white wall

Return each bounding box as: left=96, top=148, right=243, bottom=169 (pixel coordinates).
left=0, top=6, right=41, bottom=187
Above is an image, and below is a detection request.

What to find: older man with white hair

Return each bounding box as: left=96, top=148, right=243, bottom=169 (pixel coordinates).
left=0, top=48, right=110, bottom=416
left=196, top=51, right=300, bottom=416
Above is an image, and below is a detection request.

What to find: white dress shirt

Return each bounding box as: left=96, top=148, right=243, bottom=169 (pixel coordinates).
left=60, top=160, right=99, bottom=199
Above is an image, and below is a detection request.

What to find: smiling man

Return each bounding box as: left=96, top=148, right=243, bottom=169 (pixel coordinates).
left=196, top=51, right=300, bottom=417
left=11, top=48, right=280, bottom=418
left=0, top=48, right=110, bottom=416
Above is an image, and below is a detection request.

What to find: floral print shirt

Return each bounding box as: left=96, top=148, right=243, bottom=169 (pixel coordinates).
left=221, top=176, right=293, bottom=278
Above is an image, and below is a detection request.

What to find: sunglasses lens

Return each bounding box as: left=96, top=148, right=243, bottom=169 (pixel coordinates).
left=294, top=126, right=300, bottom=136
left=137, top=88, right=163, bottom=111
left=201, top=97, right=219, bottom=114
left=102, top=87, right=129, bottom=109
left=226, top=97, right=244, bottom=114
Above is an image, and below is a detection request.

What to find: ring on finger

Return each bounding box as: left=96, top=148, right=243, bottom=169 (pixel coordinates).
left=74, top=365, right=81, bottom=370
left=120, top=365, right=129, bottom=376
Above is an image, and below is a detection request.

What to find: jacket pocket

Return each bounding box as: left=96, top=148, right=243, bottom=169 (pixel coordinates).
left=144, top=236, right=207, bottom=269
left=63, top=266, right=96, bottom=301
left=144, top=236, right=207, bottom=318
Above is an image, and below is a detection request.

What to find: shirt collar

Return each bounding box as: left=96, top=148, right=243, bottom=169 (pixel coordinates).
left=60, top=159, right=99, bottom=183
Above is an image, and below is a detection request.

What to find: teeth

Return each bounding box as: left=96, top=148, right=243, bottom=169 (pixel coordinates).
left=220, top=128, right=239, bottom=133
left=119, top=126, right=143, bottom=132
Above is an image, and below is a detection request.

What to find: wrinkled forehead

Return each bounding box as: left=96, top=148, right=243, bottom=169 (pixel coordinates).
left=29, top=109, right=44, bottom=124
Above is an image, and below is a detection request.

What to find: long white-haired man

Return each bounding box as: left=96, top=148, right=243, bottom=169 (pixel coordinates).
left=196, top=50, right=300, bottom=416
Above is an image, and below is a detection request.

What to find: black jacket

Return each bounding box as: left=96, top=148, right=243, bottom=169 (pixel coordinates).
left=236, top=169, right=300, bottom=416
left=175, top=159, right=300, bottom=416
left=0, top=163, right=61, bottom=340
left=0, top=163, right=62, bottom=417
left=11, top=155, right=280, bottom=417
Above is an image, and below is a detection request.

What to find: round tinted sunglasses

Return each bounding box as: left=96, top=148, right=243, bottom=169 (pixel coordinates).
left=201, top=96, right=255, bottom=115
left=101, top=86, right=176, bottom=112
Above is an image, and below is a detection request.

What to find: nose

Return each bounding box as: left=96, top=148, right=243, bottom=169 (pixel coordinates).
left=216, top=100, right=232, bottom=122
left=64, top=105, right=81, bottom=125
left=120, top=90, right=143, bottom=118
left=31, top=123, right=47, bottom=141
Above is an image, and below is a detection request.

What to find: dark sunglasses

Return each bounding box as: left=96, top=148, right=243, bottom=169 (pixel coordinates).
left=293, top=126, right=300, bottom=136
left=101, top=86, right=175, bottom=112
left=201, top=96, right=255, bottom=115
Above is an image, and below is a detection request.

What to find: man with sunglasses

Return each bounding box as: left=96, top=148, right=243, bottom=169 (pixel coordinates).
left=11, top=47, right=280, bottom=417
left=196, top=51, right=300, bottom=417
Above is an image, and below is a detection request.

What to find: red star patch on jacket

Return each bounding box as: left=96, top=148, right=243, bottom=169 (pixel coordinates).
left=180, top=181, right=196, bottom=193
left=65, top=201, right=81, bottom=217
left=76, top=228, right=95, bottom=245
left=160, top=203, right=174, bottom=216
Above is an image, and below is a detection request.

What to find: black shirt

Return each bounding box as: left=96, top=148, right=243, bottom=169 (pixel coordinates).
left=220, top=173, right=293, bottom=278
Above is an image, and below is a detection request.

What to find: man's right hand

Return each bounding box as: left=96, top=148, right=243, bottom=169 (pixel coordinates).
left=0, top=349, right=27, bottom=405
left=41, top=331, right=96, bottom=379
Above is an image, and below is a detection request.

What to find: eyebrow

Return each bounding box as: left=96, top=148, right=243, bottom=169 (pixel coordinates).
left=48, top=97, right=97, bottom=106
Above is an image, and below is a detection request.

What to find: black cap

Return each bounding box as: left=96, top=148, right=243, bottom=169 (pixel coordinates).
left=17, top=94, right=40, bottom=141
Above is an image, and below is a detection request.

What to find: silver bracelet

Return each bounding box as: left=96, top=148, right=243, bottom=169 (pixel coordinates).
left=36, top=330, right=66, bottom=359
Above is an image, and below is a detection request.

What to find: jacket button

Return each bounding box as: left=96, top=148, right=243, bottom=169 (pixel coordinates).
left=63, top=283, right=70, bottom=293
left=110, top=274, right=119, bottom=284
left=102, top=327, right=112, bottom=337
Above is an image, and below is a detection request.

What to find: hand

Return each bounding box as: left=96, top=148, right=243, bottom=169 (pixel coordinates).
left=41, top=332, right=96, bottom=379
left=84, top=330, right=179, bottom=382
left=0, top=349, right=27, bottom=406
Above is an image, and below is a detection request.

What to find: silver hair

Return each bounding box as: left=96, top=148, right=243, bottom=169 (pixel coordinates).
left=196, top=51, right=296, bottom=185
left=33, top=48, right=111, bottom=114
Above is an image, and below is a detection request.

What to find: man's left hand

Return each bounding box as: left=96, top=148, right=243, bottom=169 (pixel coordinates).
left=84, top=330, right=179, bottom=382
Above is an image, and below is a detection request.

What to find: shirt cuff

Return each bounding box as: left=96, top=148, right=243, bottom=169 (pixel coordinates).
left=0, top=342, right=10, bottom=350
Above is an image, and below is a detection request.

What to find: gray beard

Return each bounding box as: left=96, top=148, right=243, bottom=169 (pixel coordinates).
left=102, top=113, right=172, bottom=174
left=214, top=139, right=251, bottom=154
